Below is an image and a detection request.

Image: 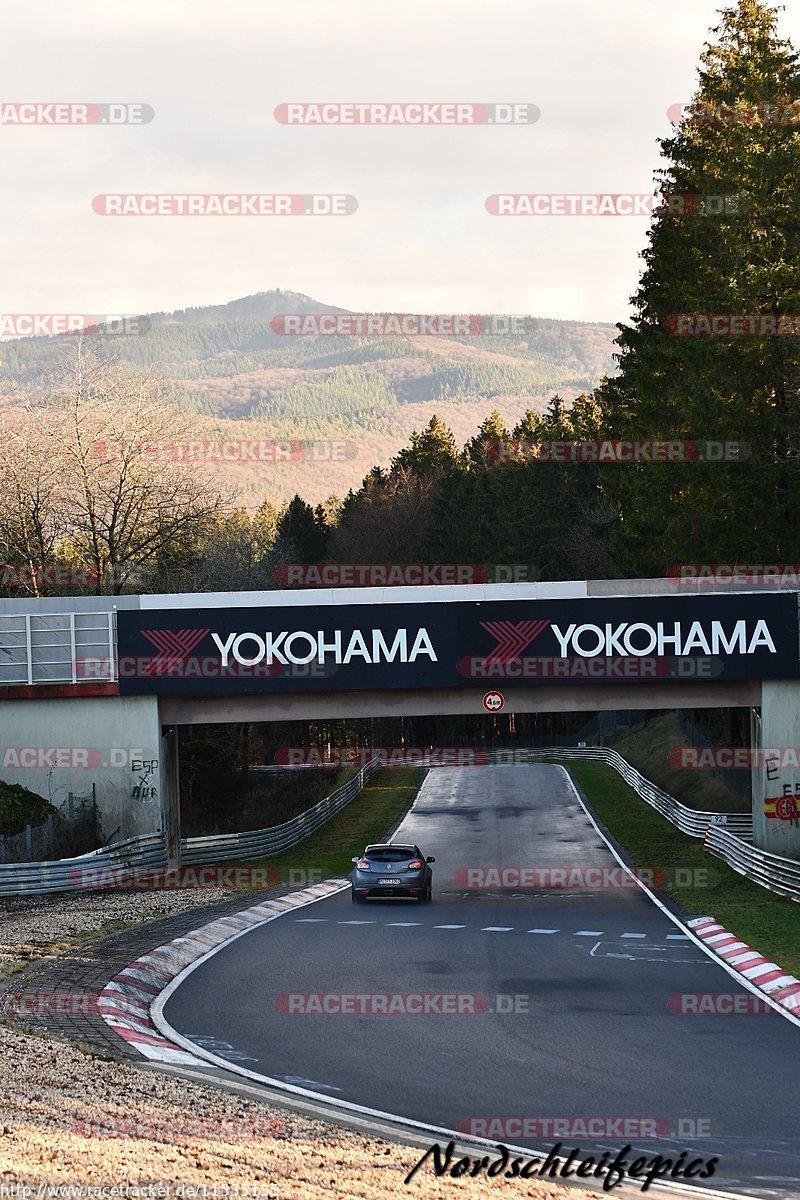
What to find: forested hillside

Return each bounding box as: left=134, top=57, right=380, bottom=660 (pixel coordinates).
left=0, top=290, right=617, bottom=503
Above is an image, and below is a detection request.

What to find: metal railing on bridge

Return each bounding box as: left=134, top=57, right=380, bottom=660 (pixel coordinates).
left=0, top=611, right=116, bottom=685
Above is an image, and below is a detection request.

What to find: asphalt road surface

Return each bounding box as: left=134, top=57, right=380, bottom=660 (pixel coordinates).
left=163, top=765, right=800, bottom=1198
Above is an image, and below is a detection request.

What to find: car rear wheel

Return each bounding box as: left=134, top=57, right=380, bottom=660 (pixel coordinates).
left=351, top=888, right=364, bottom=904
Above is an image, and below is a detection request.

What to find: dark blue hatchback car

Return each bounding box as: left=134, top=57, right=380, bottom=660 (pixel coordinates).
left=351, top=842, right=435, bottom=903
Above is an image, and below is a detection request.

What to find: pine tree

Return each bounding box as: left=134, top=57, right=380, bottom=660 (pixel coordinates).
left=464, top=410, right=510, bottom=466
left=276, top=495, right=329, bottom=563
left=391, top=415, right=459, bottom=476
left=598, top=0, right=800, bottom=573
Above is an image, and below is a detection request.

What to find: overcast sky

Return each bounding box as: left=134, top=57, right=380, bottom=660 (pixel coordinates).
left=2, top=1, right=797, bottom=325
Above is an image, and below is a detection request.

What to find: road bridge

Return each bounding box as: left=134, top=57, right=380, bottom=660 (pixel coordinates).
left=0, top=578, right=798, bottom=859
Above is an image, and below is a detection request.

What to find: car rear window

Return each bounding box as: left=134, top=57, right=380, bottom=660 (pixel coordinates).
left=365, top=847, right=416, bottom=862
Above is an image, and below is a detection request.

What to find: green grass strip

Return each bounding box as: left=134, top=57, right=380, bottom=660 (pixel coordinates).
left=235, top=767, right=426, bottom=880
left=567, top=759, right=800, bottom=979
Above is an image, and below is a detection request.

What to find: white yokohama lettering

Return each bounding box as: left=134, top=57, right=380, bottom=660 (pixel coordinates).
left=550, top=620, right=776, bottom=657
left=209, top=627, right=437, bottom=666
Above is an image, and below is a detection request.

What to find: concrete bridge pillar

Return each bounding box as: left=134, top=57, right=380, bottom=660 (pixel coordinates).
left=0, top=694, right=164, bottom=846
left=754, top=681, right=800, bottom=859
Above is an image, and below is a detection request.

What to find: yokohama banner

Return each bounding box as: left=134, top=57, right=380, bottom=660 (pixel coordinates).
left=115, top=592, right=800, bottom=694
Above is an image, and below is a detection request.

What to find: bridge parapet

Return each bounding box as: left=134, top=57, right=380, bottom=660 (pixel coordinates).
left=0, top=611, right=116, bottom=686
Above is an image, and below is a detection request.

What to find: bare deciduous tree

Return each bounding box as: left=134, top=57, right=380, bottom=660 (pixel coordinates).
left=1, top=344, right=229, bottom=594
left=0, top=410, right=70, bottom=596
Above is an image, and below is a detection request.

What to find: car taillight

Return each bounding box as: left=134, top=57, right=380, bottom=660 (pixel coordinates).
left=356, top=859, right=370, bottom=870
left=408, top=860, right=423, bottom=870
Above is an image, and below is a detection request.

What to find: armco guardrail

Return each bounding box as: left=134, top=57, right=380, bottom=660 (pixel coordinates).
left=704, top=825, right=800, bottom=903
left=0, top=831, right=167, bottom=896
left=498, top=745, right=799, bottom=903
left=0, top=760, right=381, bottom=895
left=483, top=746, right=754, bottom=839
left=181, top=759, right=381, bottom=865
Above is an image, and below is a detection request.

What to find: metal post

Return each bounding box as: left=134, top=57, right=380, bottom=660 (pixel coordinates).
left=24, top=614, right=33, bottom=685
left=108, top=611, right=116, bottom=682
left=69, top=613, right=77, bottom=684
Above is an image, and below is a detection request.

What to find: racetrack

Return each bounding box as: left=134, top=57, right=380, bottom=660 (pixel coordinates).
left=161, top=765, right=800, bottom=1198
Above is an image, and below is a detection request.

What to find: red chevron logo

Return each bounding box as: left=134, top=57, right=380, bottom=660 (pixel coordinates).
left=480, top=619, right=551, bottom=664
left=140, top=628, right=210, bottom=676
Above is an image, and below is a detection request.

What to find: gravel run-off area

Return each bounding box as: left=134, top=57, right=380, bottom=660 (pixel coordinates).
left=0, top=889, right=600, bottom=1200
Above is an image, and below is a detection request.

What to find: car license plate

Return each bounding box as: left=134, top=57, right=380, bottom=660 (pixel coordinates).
left=379, top=878, right=400, bottom=885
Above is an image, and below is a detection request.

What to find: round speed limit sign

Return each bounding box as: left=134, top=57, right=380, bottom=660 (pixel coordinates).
left=483, top=690, right=505, bottom=713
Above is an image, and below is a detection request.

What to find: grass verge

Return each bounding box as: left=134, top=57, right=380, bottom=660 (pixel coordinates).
left=235, top=767, right=426, bottom=880
left=611, top=713, right=749, bottom=813
left=567, top=759, right=800, bottom=979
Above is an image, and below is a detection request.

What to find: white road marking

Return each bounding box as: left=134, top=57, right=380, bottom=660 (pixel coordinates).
left=620, top=933, right=647, bottom=938
left=295, top=918, right=327, bottom=923
left=666, top=933, right=690, bottom=939
left=558, top=766, right=800, bottom=1028
left=276, top=1075, right=343, bottom=1092
left=434, top=924, right=466, bottom=929
left=338, top=920, right=374, bottom=925
left=481, top=926, right=514, bottom=932
left=589, top=941, right=714, bottom=964
left=575, top=930, right=604, bottom=936
left=185, top=1036, right=259, bottom=1062
left=528, top=928, right=559, bottom=934
left=386, top=922, right=422, bottom=927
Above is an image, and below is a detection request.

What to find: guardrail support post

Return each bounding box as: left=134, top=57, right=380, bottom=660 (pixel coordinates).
left=161, top=724, right=182, bottom=868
